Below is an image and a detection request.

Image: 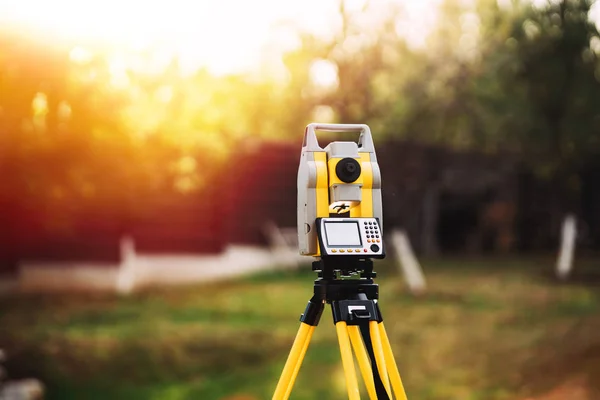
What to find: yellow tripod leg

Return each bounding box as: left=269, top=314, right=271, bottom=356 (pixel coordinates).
left=347, top=325, right=377, bottom=400
left=379, top=322, right=408, bottom=400
left=273, top=323, right=314, bottom=400
left=336, top=322, right=360, bottom=400
left=369, top=321, right=392, bottom=397
left=282, top=325, right=315, bottom=399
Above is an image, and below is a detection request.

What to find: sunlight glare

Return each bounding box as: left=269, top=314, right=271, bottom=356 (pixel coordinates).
left=312, top=105, right=335, bottom=123
left=0, top=0, right=450, bottom=76
left=309, top=59, right=339, bottom=89
left=69, top=46, right=93, bottom=64
left=108, top=56, right=130, bottom=88
left=394, top=0, right=443, bottom=50
left=155, top=86, right=174, bottom=104
left=32, top=93, right=48, bottom=116
left=57, top=101, right=72, bottom=121
left=0, top=0, right=299, bottom=76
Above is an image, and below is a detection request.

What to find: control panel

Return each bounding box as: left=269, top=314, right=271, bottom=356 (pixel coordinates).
left=316, top=217, right=384, bottom=258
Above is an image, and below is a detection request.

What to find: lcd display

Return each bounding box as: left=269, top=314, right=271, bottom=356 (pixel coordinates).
left=325, top=221, right=362, bottom=247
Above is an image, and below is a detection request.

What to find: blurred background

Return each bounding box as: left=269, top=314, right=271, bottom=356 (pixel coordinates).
left=1, top=0, right=599, bottom=399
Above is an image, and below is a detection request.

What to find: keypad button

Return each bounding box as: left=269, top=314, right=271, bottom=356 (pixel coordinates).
left=331, top=249, right=337, bottom=253
left=339, top=249, right=345, bottom=253
left=354, top=249, right=361, bottom=253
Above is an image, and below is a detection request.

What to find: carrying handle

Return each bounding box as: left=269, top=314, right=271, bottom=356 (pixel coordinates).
left=302, top=123, right=375, bottom=153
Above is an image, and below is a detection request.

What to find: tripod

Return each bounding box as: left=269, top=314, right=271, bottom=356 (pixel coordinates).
left=273, top=259, right=408, bottom=400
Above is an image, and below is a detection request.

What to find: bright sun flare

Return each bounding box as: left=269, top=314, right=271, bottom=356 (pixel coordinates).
left=0, top=0, right=450, bottom=77
left=0, top=0, right=338, bottom=75
left=2, top=0, right=599, bottom=79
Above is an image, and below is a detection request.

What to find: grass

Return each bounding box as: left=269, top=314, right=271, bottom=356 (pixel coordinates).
left=0, top=256, right=599, bottom=399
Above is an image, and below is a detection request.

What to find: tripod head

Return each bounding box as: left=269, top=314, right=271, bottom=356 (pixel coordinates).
left=297, top=123, right=385, bottom=278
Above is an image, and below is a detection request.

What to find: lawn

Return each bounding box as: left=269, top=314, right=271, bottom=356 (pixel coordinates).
left=1, top=257, right=599, bottom=399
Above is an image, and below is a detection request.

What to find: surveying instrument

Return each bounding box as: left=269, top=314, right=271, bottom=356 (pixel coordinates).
left=272, top=124, right=407, bottom=400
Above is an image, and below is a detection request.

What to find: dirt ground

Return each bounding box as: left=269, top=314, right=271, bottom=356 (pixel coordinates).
left=524, top=377, right=589, bottom=400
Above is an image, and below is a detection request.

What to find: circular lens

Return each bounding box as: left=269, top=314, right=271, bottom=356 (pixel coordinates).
left=335, top=157, right=361, bottom=183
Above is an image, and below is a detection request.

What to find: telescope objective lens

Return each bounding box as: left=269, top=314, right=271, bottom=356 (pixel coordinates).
left=335, top=158, right=361, bottom=183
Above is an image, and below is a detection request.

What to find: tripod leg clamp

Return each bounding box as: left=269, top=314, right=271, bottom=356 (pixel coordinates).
left=299, top=298, right=325, bottom=326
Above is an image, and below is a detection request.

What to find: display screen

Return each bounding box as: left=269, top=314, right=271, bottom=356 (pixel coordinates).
left=325, top=221, right=362, bottom=247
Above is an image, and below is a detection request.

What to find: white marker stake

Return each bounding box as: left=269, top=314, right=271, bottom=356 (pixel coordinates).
left=391, top=229, right=427, bottom=294
left=556, top=213, right=577, bottom=280
left=116, top=235, right=136, bottom=294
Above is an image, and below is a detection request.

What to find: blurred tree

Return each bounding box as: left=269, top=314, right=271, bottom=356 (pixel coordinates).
left=504, top=0, right=600, bottom=190
left=383, top=0, right=519, bottom=149
left=398, top=0, right=600, bottom=242
left=0, top=33, right=133, bottom=221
